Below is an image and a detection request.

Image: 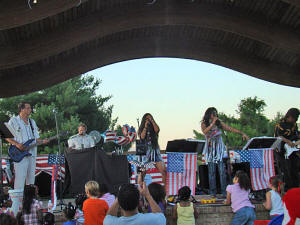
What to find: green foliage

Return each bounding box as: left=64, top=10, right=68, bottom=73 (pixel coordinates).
left=193, top=97, right=283, bottom=149
left=0, top=75, right=115, bottom=154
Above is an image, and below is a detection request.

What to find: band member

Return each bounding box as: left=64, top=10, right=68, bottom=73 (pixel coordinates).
left=138, top=113, right=166, bottom=186
left=274, top=108, right=299, bottom=190
left=68, top=123, right=95, bottom=150
left=5, top=102, right=48, bottom=189
left=201, top=107, right=249, bottom=197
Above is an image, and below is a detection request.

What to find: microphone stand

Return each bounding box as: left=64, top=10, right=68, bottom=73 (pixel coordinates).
left=53, top=110, right=66, bottom=210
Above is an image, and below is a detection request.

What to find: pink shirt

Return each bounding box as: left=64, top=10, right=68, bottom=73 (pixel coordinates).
left=226, top=183, right=254, bottom=213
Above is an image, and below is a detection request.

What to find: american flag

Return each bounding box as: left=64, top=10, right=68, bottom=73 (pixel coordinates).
left=127, top=154, right=167, bottom=185
left=36, top=155, right=65, bottom=180
left=166, top=152, right=197, bottom=196
left=250, top=148, right=275, bottom=191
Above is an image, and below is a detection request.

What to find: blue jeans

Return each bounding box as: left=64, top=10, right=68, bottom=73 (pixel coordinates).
left=231, top=207, right=256, bottom=225
left=208, top=161, right=227, bottom=196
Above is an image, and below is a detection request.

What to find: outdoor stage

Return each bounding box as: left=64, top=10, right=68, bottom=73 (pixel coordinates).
left=45, top=195, right=269, bottom=225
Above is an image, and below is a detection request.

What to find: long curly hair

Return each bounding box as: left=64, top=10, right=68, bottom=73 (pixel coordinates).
left=202, top=107, right=222, bottom=129
left=138, top=113, right=159, bottom=149
left=235, top=170, right=251, bottom=191
left=177, top=186, right=191, bottom=202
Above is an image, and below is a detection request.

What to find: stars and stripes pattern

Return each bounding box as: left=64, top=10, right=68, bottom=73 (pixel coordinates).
left=250, top=148, right=275, bottom=191
left=166, top=152, right=197, bottom=196
left=127, top=154, right=167, bottom=185
left=36, top=155, right=65, bottom=180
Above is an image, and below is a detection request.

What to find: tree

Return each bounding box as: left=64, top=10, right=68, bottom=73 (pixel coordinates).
left=0, top=75, right=115, bottom=154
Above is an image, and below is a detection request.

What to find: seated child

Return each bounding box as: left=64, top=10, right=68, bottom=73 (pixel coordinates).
left=0, top=187, right=13, bottom=216
left=43, top=212, right=55, bottom=225
left=148, top=182, right=166, bottom=214
left=63, top=203, right=76, bottom=225
left=172, top=186, right=197, bottom=225
left=224, top=170, right=256, bottom=225
left=263, top=176, right=284, bottom=219
left=74, top=193, right=87, bottom=225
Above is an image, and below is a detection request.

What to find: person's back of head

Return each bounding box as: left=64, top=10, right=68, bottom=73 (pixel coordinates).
left=269, top=175, right=285, bottom=198
left=235, top=170, right=251, bottom=191
left=63, top=202, right=76, bottom=221
left=177, top=186, right=191, bottom=202
left=44, top=212, right=55, bottom=225
left=99, top=183, right=109, bottom=197
left=23, top=184, right=37, bottom=214
left=0, top=213, right=17, bottom=225
left=118, top=184, right=139, bottom=211
left=75, top=193, right=87, bottom=211
left=85, top=181, right=99, bottom=197
left=148, top=183, right=166, bottom=204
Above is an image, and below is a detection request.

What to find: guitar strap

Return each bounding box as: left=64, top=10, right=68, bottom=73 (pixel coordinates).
left=28, top=119, right=35, bottom=138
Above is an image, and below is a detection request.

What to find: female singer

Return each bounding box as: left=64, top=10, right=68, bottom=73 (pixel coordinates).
left=138, top=113, right=166, bottom=186
left=201, top=107, right=249, bottom=197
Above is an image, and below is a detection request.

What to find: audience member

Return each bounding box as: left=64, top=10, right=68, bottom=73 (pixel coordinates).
left=0, top=213, right=17, bottom=225
left=83, top=181, right=108, bottom=225
left=172, top=186, right=197, bottom=225
left=63, top=203, right=76, bottom=225
left=103, top=183, right=166, bottom=225
left=224, top=170, right=256, bottom=225
left=263, top=176, right=284, bottom=219
left=0, top=189, right=14, bottom=216
left=20, top=185, right=43, bottom=225
left=74, top=193, right=87, bottom=225
left=99, top=184, right=115, bottom=207
left=148, top=183, right=166, bottom=214
left=282, top=188, right=300, bottom=225
left=43, top=212, right=55, bottom=225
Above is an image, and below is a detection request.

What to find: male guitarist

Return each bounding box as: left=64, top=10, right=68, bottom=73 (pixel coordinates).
left=5, top=102, right=49, bottom=190
left=274, top=108, right=300, bottom=190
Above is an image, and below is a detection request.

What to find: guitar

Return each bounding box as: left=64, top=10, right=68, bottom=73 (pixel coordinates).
left=284, top=140, right=300, bottom=159
left=8, top=132, right=68, bottom=162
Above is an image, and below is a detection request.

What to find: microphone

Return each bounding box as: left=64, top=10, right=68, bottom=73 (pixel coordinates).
left=52, top=109, right=57, bottom=114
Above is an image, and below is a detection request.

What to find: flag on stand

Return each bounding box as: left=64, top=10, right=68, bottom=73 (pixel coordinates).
left=50, top=165, right=58, bottom=211
left=166, top=152, right=197, bottom=196
left=250, top=148, right=275, bottom=191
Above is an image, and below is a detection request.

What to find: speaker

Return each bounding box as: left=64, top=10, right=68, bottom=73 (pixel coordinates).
left=166, top=139, right=205, bottom=153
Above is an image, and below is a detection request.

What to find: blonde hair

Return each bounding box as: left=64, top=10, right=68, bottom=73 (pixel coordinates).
left=85, top=181, right=99, bottom=197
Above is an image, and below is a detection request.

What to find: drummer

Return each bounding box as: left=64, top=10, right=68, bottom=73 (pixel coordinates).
left=68, top=123, right=95, bottom=150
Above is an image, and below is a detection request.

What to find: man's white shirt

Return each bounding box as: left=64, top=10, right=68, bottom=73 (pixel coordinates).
left=68, top=134, right=95, bottom=150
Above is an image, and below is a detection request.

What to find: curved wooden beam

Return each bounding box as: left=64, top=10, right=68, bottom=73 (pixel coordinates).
left=0, top=0, right=86, bottom=30
left=0, top=4, right=299, bottom=70
left=0, top=38, right=298, bottom=97
left=281, top=0, right=300, bottom=7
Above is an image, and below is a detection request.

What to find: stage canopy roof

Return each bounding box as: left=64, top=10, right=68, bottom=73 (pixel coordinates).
left=0, top=0, right=299, bottom=97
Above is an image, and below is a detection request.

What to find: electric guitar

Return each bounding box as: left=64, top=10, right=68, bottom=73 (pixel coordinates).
left=8, top=132, right=68, bottom=162
left=284, top=140, right=300, bottom=159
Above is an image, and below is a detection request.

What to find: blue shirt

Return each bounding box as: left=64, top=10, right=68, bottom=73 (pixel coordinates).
left=104, top=213, right=166, bottom=225
left=63, top=220, right=76, bottom=225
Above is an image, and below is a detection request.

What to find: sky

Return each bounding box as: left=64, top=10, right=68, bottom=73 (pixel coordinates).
left=89, top=58, right=300, bottom=149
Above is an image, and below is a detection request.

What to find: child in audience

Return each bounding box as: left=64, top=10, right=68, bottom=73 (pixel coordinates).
left=224, top=170, right=256, bottom=225
left=0, top=213, right=18, bottom=225
left=63, top=203, right=76, bottom=225
left=20, top=184, right=43, bottom=225
left=172, top=186, right=197, bottom=225
left=83, top=181, right=109, bottom=225
left=43, top=212, right=55, bottom=225
left=0, top=188, right=13, bottom=216
left=263, top=176, right=284, bottom=219
left=148, top=183, right=166, bottom=214
left=74, top=193, right=87, bottom=225
left=99, top=184, right=115, bottom=207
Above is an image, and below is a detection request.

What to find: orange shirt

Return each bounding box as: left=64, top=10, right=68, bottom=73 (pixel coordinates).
left=83, top=198, right=109, bottom=225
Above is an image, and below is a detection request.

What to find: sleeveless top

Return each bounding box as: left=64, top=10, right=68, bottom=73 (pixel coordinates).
left=202, top=127, right=226, bottom=163
left=177, top=202, right=195, bottom=225
left=270, top=190, right=284, bottom=216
